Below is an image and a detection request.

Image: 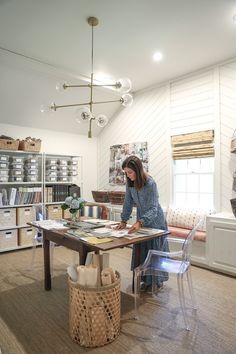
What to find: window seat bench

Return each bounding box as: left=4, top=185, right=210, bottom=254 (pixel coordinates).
left=166, top=206, right=212, bottom=266
left=168, top=226, right=206, bottom=242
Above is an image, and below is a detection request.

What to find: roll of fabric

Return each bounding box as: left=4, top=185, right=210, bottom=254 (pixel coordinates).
left=92, top=254, right=102, bottom=286
left=85, top=252, right=93, bottom=266
left=76, top=265, right=86, bottom=286
left=102, top=253, right=110, bottom=270
left=86, top=264, right=98, bottom=287
left=67, top=265, right=78, bottom=282
left=101, top=271, right=112, bottom=286
left=102, top=267, right=115, bottom=283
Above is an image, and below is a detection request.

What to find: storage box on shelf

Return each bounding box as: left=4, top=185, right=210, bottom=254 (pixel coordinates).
left=0, top=149, right=43, bottom=252
left=16, top=206, right=36, bottom=225
left=46, top=204, right=63, bottom=220
left=0, top=150, right=83, bottom=252
left=18, top=227, right=36, bottom=246
left=0, top=208, right=16, bottom=227
left=18, top=140, right=41, bottom=152
left=63, top=208, right=71, bottom=219
left=45, top=155, right=79, bottom=184
left=0, top=139, right=19, bottom=151
left=0, top=229, right=18, bottom=249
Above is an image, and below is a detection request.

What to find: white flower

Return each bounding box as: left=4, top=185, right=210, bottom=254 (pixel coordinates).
left=61, top=195, right=86, bottom=213
left=65, top=196, right=73, bottom=206
left=71, top=199, right=81, bottom=209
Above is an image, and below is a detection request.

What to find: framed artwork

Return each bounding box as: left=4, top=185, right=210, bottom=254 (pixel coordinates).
left=109, top=141, right=148, bottom=185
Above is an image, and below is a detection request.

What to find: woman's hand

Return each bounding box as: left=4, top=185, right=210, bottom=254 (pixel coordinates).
left=115, top=221, right=127, bottom=230
left=128, top=221, right=142, bottom=234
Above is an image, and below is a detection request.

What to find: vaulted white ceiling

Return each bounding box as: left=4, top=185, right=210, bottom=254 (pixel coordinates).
left=0, top=0, right=236, bottom=136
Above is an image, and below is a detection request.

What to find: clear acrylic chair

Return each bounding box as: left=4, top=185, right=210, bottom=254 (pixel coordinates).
left=134, top=219, right=203, bottom=330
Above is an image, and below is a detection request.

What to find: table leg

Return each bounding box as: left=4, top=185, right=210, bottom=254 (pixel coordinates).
left=44, top=238, right=51, bottom=291
left=79, top=244, right=90, bottom=265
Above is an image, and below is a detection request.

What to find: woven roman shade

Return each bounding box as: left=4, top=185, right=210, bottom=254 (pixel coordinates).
left=171, top=130, right=214, bottom=159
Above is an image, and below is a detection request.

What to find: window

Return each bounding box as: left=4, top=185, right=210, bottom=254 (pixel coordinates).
left=173, top=157, right=214, bottom=209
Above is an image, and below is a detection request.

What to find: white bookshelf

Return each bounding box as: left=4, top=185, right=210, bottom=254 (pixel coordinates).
left=0, top=150, right=82, bottom=252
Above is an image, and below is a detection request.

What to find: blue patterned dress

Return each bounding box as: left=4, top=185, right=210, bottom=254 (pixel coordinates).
left=120, top=175, right=169, bottom=286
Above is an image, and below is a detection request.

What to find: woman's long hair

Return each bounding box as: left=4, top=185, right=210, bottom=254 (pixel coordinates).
left=122, top=155, right=147, bottom=190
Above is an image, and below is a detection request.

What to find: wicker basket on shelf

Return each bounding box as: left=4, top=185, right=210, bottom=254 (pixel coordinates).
left=68, top=271, right=121, bottom=347
left=18, top=140, right=41, bottom=152
left=107, top=191, right=125, bottom=205
left=0, top=139, right=19, bottom=150
left=92, top=191, right=109, bottom=203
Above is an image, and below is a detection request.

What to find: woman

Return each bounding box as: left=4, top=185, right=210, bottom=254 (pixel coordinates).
left=116, top=155, right=169, bottom=290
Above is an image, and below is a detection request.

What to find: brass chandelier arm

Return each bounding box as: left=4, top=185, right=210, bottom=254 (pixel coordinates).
left=52, top=102, right=91, bottom=110
left=92, top=98, right=122, bottom=105
left=64, top=83, right=120, bottom=89
left=52, top=98, right=122, bottom=111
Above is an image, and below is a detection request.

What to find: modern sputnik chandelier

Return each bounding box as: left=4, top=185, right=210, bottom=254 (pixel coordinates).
left=41, top=17, right=133, bottom=138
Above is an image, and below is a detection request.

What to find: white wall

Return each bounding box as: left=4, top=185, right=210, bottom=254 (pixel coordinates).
left=98, top=60, right=236, bottom=213
left=0, top=123, right=98, bottom=201
left=98, top=85, right=170, bottom=207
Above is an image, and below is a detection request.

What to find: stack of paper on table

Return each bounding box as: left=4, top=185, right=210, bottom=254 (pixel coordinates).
left=83, top=219, right=119, bottom=226
left=31, top=219, right=68, bottom=230
left=125, top=228, right=165, bottom=239
left=79, top=236, right=113, bottom=244
left=137, top=228, right=165, bottom=235
left=90, top=228, right=113, bottom=237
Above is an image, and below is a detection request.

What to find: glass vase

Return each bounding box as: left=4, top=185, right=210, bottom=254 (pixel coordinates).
left=71, top=211, right=79, bottom=222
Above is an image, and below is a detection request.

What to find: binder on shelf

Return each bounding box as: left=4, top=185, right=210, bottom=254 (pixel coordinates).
left=9, top=187, right=17, bottom=206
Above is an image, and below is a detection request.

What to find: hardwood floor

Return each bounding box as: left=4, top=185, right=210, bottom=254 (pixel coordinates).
left=0, top=246, right=235, bottom=354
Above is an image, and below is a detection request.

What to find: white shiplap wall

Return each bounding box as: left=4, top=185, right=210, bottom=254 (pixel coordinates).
left=219, top=62, right=236, bottom=212
left=170, top=69, right=215, bottom=135
left=98, top=61, right=236, bottom=213
left=98, top=85, right=170, bottom=206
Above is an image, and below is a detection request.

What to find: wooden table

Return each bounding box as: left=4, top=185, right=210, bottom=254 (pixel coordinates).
left=30, top=222, right=169, bottom=291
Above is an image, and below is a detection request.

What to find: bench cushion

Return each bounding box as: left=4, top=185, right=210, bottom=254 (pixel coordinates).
left=168, top=225, right=206, bottom=242
left=166, top=206, right=210, bottom=231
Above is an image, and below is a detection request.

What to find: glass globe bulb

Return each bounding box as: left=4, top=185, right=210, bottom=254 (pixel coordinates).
left=95, top=114, right=109, bottom=128
left=40, top=102, right=56, bottom=113
left=56, top=81, right=68, bottom=92
left=75, top=106, right=92, bottom=124
left=116, top=78, right=132, bottom=93
left=121, top=93, right=133, bottom=107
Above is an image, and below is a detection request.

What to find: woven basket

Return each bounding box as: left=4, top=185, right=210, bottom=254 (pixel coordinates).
left=68, top=271, right=121, bottom=347
left=108, top=191, right=125, bottom=205
left=92, top=191, right=109, bottom=203
left=0, top=139, right=19, bottom=151
left=18, top=140, right=41, bottom=152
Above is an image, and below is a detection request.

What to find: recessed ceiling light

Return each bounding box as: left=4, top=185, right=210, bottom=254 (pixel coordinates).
left=153, top=52, right=163, bottom=62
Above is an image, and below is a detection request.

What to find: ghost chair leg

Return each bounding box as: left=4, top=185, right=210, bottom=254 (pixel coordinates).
left=30, top=232, right=55, bottom=277
left=177, top=273, right=190, bottom=331
left=134, top=269, right=140, bottom=320
left=186, top=267, right=197, bottom=310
